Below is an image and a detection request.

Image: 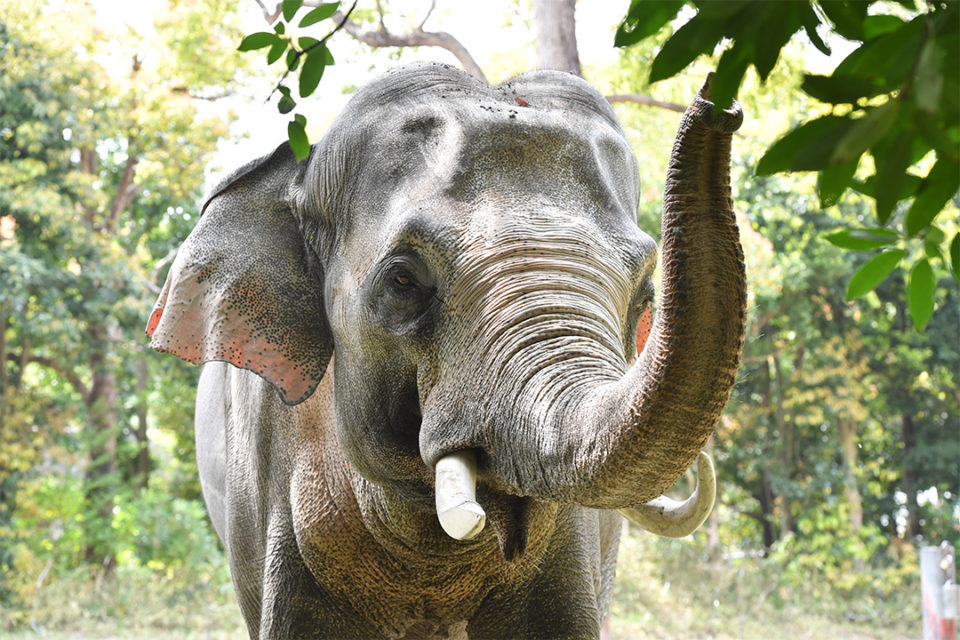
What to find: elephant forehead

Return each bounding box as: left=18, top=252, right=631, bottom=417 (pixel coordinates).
left=354, top=104, right=639, bottom=227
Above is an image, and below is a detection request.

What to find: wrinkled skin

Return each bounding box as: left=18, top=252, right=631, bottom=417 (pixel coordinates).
left=148, top=63, right=745, bottom=639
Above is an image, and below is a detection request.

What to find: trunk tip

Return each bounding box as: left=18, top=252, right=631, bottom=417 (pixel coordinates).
left=694, top=73, right=743, bottom=134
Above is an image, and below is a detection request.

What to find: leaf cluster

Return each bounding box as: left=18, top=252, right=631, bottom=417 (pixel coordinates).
left=237, top=0, right=347, bottom=160
left=617, top=0, right=959, bottom=330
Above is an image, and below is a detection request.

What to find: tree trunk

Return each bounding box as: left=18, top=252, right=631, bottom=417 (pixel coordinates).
left=838, top=417, right=864, bottom=570
left=0, top=308, right=7, bottom=427
left=757, top=469, right=777, bottom=553
left=533, top=0, right=581, bottom=75
left=131, top=357, right=151, bottom=493
left=83, top=325, right=120, bottom=571
left=838, top=418, right=863, bottom=531
left=901, top=412, right=921, bottom=538
left=773, top=355, right=795, bottom=536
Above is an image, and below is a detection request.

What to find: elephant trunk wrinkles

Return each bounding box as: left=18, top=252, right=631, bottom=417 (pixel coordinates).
left=526, top=77, right=745, bottom=509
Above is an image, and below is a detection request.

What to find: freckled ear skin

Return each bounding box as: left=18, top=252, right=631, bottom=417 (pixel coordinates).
left=146, top=143, right=333, bottom=405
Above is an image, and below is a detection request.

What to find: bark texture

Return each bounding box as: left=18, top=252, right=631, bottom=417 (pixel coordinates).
left=533, top=0, right=581, bottom=75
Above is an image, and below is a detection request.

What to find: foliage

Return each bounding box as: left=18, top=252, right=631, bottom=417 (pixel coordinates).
left=609, top=530, right=919, bottom=639
left=616, top=0, right=960, bottom=330
left=238, top=0, right=352, bottom=159
left=0, top=0, right=238, bottom=610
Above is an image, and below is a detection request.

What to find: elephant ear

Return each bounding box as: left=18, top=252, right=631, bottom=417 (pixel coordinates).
left=146, top=144, right=332, bottom=405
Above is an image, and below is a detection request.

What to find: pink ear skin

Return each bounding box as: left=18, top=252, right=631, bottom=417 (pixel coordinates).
left=146, top=306, right=163, bottom=338
left=144, top=143, right=333, bottom=406
left=636, top=305, right=652, bottom=355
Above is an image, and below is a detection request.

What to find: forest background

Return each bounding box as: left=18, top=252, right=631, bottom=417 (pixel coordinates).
left=0, top=0, right=957, bottom=638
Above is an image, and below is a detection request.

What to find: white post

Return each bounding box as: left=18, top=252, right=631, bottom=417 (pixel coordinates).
left=921, top=543, right=957, bottom=640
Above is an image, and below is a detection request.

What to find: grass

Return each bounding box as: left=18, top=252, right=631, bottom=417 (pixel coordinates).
left=3, top=530, right=920, bottom=639
left=609, top=528, right=919, bottom=640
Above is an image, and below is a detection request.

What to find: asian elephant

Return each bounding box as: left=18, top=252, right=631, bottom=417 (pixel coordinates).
left=147, top=63, right=745, bottom=639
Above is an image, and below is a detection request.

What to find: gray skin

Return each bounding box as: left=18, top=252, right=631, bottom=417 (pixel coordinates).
left=148, top=63, right=745, bottom=639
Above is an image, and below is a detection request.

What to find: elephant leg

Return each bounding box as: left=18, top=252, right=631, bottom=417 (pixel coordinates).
left=258, top=517, right=375, bottom=639
left=195, top=363, right=229, bottom=543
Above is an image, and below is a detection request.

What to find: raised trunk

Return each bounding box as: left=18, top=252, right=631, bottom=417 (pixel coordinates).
left=547, top=78, right=745, bottom=508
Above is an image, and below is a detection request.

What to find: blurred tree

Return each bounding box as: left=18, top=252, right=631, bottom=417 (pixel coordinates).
left=0, top=0, right=242, bottom=571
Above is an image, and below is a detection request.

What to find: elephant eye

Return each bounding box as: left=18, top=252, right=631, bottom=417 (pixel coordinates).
left=393, top=272, right=414, bottom=288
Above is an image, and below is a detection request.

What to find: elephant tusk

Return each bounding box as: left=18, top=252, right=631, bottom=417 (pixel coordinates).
left=435, top=450, right=486, bottom=540
left=618, top=452, right=716, bottom=538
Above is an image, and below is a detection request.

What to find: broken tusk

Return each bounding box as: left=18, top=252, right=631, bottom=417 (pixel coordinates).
left=618, top=451, right=716, bottom=538
left=435, top=450, right=486, bottom=540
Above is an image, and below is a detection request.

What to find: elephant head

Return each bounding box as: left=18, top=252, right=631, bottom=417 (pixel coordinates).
left=147, top=63, right=744, bottom=550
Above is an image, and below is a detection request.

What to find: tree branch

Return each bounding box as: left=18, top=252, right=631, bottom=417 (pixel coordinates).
left=605, top=93, right=685, bottom=113
left=7, top=353, right=90, bottom=402
left=418, top=0, right=436, bottom=31
left=332, top=10, right=488, bottom=83
left=255, top=0, right=282, bottom=24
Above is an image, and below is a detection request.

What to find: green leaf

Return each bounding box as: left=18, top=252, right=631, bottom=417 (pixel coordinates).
left=237, top=32, right=280, bottom=52
left=817, top=160, right=857, bottom=208
left=650, top=13, right=729, bottom=82
left=905, top=158, right=960, bottom=236
left=825, top=228, right=899, bottom=251
left=615, top=0, right=685, bottom=48
left=278, top=93, right=296, bottom=115
left=750, top=3, right=806, bottom=81
left=829, top=101, right=900, bottom=166
left=288, top=116, right=309, bottom=161
left=924, top=226, right=946, bottom=260
left=819, top=0, right=868, bottom=41
left=298, top=46, right=327, bottom=97
left=804, top=24, right=831, bottom=55
left=282, top=0, right=303, bottom=22
left=300, top=2, right=340, bottom=28
left=711, top=39, right=752, bottom=111
left=872, top=131, right=914, bottom=224
left=950, top=233, right=960, bottom=283
left=913, top=38, right=943, bottom=114
left=267, top=40, right=287, bottom=65
left=862, top=14, right=905, bottom=39
left=845, top=249, right=906, bottom=300
left=915, top=111, right=960, bottom=164
left=907, top=259, right=934, bottom=330
left=834, top=17, right=923, bottom=90
left=756, top=115, right=851, bottom=175
left=801, top=74, right=884, bottom=105
left=275, top=21, right=285, bottom=35
left=286, top=48, right=300, bottom=71
left=852, top=173, right=923, bottom=201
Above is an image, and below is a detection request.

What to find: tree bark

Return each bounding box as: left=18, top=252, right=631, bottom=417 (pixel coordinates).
left=533, top=0, right=581, bottom=75
left=0, top=308, right=7, bottom=427
left=773, top=354, right=795, bottom=536
left=83, top=324, right=120, bottom=571
left=757, top=469, right=777, bottom=553
left=132, top=357, right=151, bottom=493
left=331, top=8, right=487, bottom=82
left=901, top=412, right=921, bottom=538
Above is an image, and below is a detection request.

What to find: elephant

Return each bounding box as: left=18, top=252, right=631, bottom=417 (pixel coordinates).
left=146, top=62, right=745, bottom=639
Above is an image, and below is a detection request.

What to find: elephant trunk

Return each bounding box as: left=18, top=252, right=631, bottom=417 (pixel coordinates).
left=527, top=76, right=745, bottom=510
left=427, top=76, right=743, bottom=534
